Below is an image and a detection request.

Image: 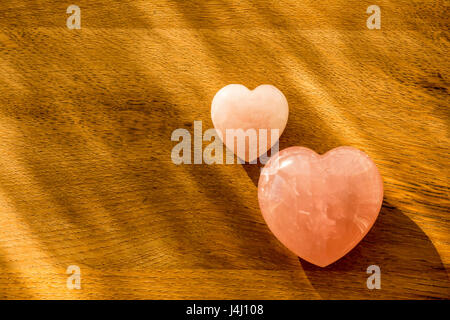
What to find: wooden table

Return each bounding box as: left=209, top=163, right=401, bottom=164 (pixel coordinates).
left=0, top=0, right=448, bottom=299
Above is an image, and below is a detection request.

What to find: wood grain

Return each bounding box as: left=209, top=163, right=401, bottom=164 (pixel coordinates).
left=0, top=0, right=448, bottom=299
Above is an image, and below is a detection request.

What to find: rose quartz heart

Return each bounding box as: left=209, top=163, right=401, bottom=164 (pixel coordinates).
left=258, top=146, right=383, bottom=267
left=211, top=84, right=289, bottom=163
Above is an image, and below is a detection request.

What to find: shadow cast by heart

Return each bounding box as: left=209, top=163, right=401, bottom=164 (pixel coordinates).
left=242, top=162, right=265, bottom=187
left=299, top=202, right=449, bottom=299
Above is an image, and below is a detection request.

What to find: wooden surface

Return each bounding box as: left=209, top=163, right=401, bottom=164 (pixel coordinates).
left=0, top=0, right=449, bottom=299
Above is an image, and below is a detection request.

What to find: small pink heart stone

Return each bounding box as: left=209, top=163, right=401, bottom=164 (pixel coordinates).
left=211, top=84, right=289, bottom=163
left=258, top=146, right=383, bottom=267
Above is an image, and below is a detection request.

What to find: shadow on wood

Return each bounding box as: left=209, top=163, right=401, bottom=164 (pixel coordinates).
left=300, top=202, right=449, bottom=299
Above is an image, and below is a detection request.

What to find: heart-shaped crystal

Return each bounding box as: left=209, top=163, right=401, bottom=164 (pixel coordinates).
left=211, top=84, right=288, bottom=163
left=258, top=146, right=383, bottom=267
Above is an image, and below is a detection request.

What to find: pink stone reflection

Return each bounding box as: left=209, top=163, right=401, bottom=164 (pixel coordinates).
left=258, top=146, right=384, bottom=267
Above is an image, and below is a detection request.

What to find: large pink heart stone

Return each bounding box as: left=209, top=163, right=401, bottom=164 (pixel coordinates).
left=211, top=84, right=289, bottom=163
left=258, top=146, right=383, bottom=267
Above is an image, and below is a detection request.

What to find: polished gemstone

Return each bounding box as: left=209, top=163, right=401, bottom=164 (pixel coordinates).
left=211, top=84, right=288, bottom=163
left=258, top=146, right=384, bottom=267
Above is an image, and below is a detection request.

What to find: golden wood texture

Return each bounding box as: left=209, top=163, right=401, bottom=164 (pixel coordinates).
left=0, top=0, right=448, bottom=299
